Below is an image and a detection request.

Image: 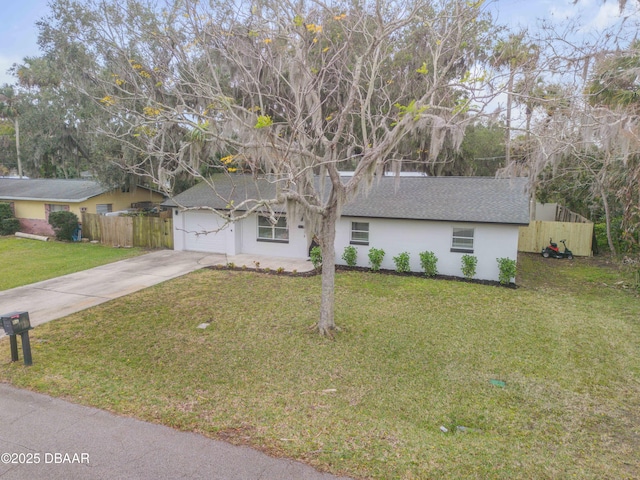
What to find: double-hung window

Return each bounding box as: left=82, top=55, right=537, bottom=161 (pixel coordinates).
left=96, top=204, right=113, bottom=215
left=257, top=215, right=289, bottom=242
left=45, top=204, right=69, bottom=221
left=350, top=222, right=369, bottom=245
left=451, top=227, right=474, bottom=253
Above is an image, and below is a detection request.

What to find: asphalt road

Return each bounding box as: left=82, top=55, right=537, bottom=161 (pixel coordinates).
left=0, top=384, right=350, bottom=480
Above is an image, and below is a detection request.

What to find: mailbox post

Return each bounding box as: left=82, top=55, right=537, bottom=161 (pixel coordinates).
left=1, top=312, right=33, bottom=366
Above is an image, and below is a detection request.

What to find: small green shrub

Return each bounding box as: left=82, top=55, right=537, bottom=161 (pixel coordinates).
left=0, top=202, right=13, bottom=220
left=310, top=246, right=322, bottom=269
left=1, top=218, right=20, bottom=235
left=342, top=245, right=358, bottom=267
left=368, top=247, right=385, bottom=271
left=48, top=211, right=79, bottom=241
left=393, top=252, right=411, bottom=273
left=594, top=217, right=640, bottom=255
left=419, top=251, right=438, bottom=277
left=461, top=254, right=477, bottom=280
left=0, top=203, right=19, bottom=235
left=497, top=257, right=517, bottom=285
left=593, top=222, right=609, bottom=252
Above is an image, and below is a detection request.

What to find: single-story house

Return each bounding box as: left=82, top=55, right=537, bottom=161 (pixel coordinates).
left=165, top=175, right=530, bottom=282
left=0, top=178, right=165, bottom=236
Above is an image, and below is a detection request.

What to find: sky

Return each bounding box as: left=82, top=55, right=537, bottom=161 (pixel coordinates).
left=0, top=0, right=638, bottom=86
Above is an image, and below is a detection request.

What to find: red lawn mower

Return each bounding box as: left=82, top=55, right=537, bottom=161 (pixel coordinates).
left=541, top=238, right=574, bottom=260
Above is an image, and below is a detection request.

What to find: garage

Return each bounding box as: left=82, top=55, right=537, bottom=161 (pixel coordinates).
left=182, top=211, right=229, bottom=253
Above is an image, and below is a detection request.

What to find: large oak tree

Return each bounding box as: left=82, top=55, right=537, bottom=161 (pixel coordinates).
left=40, top=0, right=499, bottom=335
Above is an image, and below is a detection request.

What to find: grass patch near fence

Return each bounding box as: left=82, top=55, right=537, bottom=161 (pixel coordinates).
left=0, top=237, right=143, bottom=290
left=1, top=254, right=639, bottom=479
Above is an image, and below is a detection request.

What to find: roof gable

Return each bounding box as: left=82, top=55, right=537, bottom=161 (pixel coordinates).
left=167, top=175, right=530, bottom=225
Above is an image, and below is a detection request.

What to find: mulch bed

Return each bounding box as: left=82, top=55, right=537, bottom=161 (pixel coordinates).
left=208, top=263, right=516, bottom=288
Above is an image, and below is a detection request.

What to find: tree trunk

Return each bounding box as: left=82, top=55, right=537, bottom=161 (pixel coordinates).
left=15, top=118, right=22, bottom=178
left=601, top=184, right=616, bottom=255
left=317, top=206, right=337, bottom=336
left=529, top=187, right=537, bottom=221
left=505, top=72, right=514, bottom=169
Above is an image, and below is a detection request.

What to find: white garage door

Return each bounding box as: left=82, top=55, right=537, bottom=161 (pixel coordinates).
left=183, top=211, right=229, bottom=253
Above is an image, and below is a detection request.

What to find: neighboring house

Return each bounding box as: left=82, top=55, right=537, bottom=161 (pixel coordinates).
left=165, top=175, right=530, bottom=282
left=0, top=178, right=165, bottom=236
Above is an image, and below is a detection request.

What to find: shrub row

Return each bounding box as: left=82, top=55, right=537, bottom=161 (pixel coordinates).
left=311, top=245, right=517, bottom=284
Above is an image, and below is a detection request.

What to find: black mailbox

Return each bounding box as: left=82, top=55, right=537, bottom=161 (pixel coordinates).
left=1, top=312, right=31, bottom=335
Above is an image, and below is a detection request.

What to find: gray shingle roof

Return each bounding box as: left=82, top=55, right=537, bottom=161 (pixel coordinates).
left=0, top=178, right=109, bottom=202
left=166, top=175, right=530, bottom=225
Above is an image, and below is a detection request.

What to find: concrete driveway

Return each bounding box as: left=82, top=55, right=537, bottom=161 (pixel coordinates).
left=0, top=250, right=225, bottom=333
left=0, top=250, right=344, bottom=479
left=0, top=249, right=315, bottom=333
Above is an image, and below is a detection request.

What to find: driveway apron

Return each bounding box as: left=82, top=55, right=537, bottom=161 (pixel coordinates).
left=0, top=250, right=225, bottom=333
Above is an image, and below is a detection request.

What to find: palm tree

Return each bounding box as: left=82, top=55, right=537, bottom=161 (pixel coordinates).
left=491, top=33, right=540, bottom=169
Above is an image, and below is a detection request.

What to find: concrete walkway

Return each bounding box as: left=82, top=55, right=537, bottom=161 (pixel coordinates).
left=0, top=384, right=350, bottom=480
left=0, top=250, right=341, bottom=480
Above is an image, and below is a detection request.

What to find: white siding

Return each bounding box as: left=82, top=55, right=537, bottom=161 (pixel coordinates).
left=173, top=209, right=520, bottom=282
left=174, top=210, right=232, bottom=254
left=239, top=213, right=309, bottom=259
left=174, top=209, right=308, bottom=258
left=335, top=217, right=519, bottom=281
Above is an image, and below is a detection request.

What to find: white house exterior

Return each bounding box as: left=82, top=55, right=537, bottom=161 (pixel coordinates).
left=166, top=175, right=530, bottom=282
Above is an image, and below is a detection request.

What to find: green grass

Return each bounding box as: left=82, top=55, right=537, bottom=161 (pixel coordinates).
left=0, top=237, right=144, bottom=290
left=1, top=254, right=639, bottom=479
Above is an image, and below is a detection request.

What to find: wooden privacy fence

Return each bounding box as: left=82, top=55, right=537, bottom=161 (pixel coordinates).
left=518, top=221, right=594, bottom=257
left=82, top=213, right=173, bottom=249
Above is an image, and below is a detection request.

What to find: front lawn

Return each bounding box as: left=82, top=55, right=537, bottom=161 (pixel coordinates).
left=1, top=254, right=639, bottom=479
left=0, top=237, right=143, bottom=291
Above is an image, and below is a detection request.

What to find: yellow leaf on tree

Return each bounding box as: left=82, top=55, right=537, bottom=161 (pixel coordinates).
left=255, top=115, right=273, bottom=129
left=100, top=96, right=116, bottom=106
left=416, top=62, right=429, bottom=75
left=143, top=106, right=161, bottom=117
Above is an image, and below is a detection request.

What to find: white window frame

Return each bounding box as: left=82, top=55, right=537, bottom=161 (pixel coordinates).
left=96, top=204, right=113, bottom=215
left=48, top=204, right=68, bottom=213
left=257, top=215, right=289, bottom=243
left=45, top=203, right=69, bottom=221
left=451, top=227, right=474, bottom=253
left=350, top=221, right=370, bottom=245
